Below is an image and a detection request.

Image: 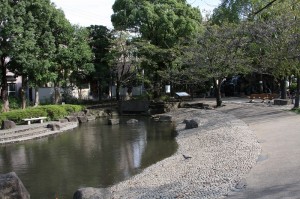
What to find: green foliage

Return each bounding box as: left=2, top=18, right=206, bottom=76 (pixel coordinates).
left=0, top=104, right=84, bottom=124
left=112, top=0, right=202, bottom=48
left=35, top=106, right=68, bottom=120
left=159, top=95, right=171, bottom=102
left=291, top=108, right=300, bottom=114
left=1, top=109, right=47, bottom=124
left=61, top=104, right=84, bottom=114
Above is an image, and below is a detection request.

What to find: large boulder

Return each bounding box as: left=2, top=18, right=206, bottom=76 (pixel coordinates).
left=108, top=119, right=119, bottom=125
left=58, top=119, right=69, bottom=123
left=65, top=116, right=78, bottom=123
left=77, top=116, right=88, bottom=123
left=1, top=120, right=16, bottom=130
left=47, top=123, right=61, bottom=131
left=158, top=115, right=172, bottom=122
left=73, top=187, right=110, bottom=199
left=185, top=119, right=199, bottom=129
left=126, top=119, right=138, bottom=125
left=0, top=172, right=30, bottom=199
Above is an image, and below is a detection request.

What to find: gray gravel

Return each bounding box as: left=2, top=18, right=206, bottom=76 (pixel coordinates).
left=104, top=108, right=261, bottom=199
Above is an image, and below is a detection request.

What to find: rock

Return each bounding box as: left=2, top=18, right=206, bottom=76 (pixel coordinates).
left=126, top=119, right=138, bottom=124
left=65, top=116, right=78, bottom=123
left=58, top=119, right=68, bottom=123
left=185, top=119, right=199, bottom=129
left=87, top=116, right=96, bottom=121
left=47, top=123, right=61, bottom=131
left=108, top=119, right=119, bottom=125
left=73, top=187, right=110, bottom=199
left=78, top=116, right=88, bottom=123
left=274, top=99, right=291, bottom=105
left=158, top=115, right=172, bottom=122
left=0, top=172, right=30, bottom=199
left=83, top=109, right=90, bottom=115
left=71, top=111, right=85, bottom=117
left=1, top=120, right=16, bottom=130
left=97, top=110, right=109, bottom=117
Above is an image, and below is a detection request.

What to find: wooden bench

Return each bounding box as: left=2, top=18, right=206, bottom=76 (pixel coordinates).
left=23, top=117, right=47, bottom=125
left=248, top=93, right=279, bottom=102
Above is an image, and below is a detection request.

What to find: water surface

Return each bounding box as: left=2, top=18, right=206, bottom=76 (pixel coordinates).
left=0, top=117, right=177, bottom=199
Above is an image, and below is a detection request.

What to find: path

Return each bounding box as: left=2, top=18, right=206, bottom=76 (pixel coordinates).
left=216, top=99, right=300, bottom=199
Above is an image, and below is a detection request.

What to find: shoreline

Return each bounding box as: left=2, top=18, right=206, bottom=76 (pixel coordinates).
left=76, top=107, right=261, bottom=198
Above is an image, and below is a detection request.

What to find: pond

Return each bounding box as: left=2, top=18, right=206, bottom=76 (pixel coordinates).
left=0, top=117, right=178, bottom=199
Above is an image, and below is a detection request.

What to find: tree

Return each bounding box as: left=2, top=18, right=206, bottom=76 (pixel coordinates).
left=12, top=0, right=57, bottom=108
left=88, top=25, right=112, bottom=100
left=48, top=8, right=74, bottom=104
left=106, top=31, right=138, bottom=101
left=111, top=0, right=203, bottom=98
left=0, top=0, right=30, bottom=112
left=185, top=23, right=250, bottom=106
left=69, top=26, right=94, bottom=100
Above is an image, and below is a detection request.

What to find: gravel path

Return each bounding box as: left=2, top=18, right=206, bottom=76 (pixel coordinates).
left=84, top=108, right=261, bottom=199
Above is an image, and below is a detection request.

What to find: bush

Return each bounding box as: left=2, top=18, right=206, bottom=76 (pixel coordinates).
left=0, top=109, right=47, bottom=124
left=0, top=104, right=84, bottom=124
left=61, top=104, right=84, bottom=114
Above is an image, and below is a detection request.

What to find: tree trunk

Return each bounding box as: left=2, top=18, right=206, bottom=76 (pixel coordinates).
left=34, top=87, right=39, bottom=107
left=294, top=75, right=300, bottom=108
left=21, top=77, right=27, bottom=109
left=280, top=77, right=287, bottom=99
left=1, top=56, right=9, bottom=112
left=98, top=81, right=102, bottom=101
left=116, top=80, right=120, bottom=101
left=54, top=83, right=60, bottom=104
left=259, top=73, right=263, bottom=94
left=213, top=77, right=222, bottom=107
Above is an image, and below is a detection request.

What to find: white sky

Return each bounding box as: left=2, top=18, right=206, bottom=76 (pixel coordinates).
left=51, top=0, right=221, bottom=28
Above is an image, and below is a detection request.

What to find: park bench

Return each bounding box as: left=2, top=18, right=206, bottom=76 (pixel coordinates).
left=248, top=93, right=279, bottom=103
left=23, top=117, right=47, bottom=125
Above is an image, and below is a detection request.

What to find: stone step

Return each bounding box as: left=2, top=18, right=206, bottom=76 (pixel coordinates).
left=0, top=122, right=78, bottom=144
left=0, top=127, right=50, bottom=141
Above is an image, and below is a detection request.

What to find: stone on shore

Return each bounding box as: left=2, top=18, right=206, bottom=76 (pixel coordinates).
left=73, top=187, right=110, bottom=199
left=126, top=119, right=138, bottom=124
left=78, top=116, right=88, bottom=123
left=1, top=120, right=16, bottom=130
left=108, top=119, right=119, bottom=125
left=87, top=116, right=96, bottom=121
left=47, top=123, right=61, bottom=131
left=158, top=115, right=172, bottom=122
left=184, top=119, right=199, bottom=129
left=0, top=172, right=30, bottom=199
left=58, top=119, right=69, bottom=123
left=65, top=116, right=78, bottom=123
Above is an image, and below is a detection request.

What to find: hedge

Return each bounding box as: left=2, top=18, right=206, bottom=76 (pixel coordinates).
left=0, top=104, right=84, bottom=124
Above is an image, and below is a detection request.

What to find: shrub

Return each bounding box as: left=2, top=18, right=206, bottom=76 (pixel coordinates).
left=62, top=104, right=84, bottom=114
left=1, top=109, right=47, bottom=124
left=35, top=105, right=68, bottom=120
left=0, top=104, right=84, bottom=124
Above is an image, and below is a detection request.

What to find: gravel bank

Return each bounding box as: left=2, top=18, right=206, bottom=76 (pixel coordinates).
left=79, top=108, right=261, bottom=199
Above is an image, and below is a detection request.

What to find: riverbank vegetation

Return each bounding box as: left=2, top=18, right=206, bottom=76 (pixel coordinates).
left=0, top=104, right=84, bottom=124
left=1, top=0, right=300, bottom=111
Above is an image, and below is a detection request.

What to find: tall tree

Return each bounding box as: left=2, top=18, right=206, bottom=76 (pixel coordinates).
left=106, top=31, right=138, bottom=101
left=111, top=0, right=202, bottom=98
left=0, top=0, right=29, bottom=112
left=88, top=25, right=112, bottom=100
left=69, top=26, right=94, bottom=100
left=185, top=23, right=250, bottom=106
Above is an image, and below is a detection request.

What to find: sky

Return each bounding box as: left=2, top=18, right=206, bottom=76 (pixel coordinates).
left=51, top=0, right=221, bottom=28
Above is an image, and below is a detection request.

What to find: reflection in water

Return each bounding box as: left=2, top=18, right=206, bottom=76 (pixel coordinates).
left=0, top=117, right=177, bottom=199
